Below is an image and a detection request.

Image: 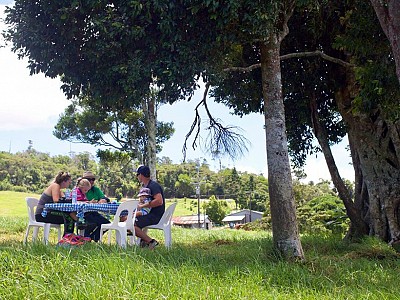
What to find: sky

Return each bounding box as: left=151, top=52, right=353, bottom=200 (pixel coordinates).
left=0, top=3, right=354, bottom=183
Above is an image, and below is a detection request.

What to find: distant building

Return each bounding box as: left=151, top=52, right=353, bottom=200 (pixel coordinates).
left=172, top=215, right=213, bottom=230
left=222, top=209, right=263, bottom=228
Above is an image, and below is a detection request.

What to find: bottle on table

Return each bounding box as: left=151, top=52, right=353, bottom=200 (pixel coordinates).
left=65, top=189, right=71, bottom=200
left=72, top=188, right=77, bottom=204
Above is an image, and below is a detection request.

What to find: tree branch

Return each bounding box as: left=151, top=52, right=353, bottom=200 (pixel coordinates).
left=280, top=50, right=355, bottom=68
left=223, top=50, right=354, bottom=72
left=182, top=82, right=249, bottom=161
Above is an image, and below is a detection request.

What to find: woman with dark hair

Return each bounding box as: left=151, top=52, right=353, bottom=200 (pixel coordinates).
left=35, top=171, right=75, bottom=236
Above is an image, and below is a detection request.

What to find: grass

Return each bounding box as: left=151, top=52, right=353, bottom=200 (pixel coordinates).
left=0, top=191, right=38, bottom=217
left=0, top=191, right=226, bottom=218
left=1, top=191, right=400, bottom=299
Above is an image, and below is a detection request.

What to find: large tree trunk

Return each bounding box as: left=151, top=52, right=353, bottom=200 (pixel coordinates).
left=309, top=94, right=368, bottom=240
left=370, top=0, right=400, bottom=84
left=142, top=95, right=157, bottom=179
left=260, top=37, right=304, bottom=260
left=346, top=130, right=371, bottom=239
left=337, top=71, right=400, bottom=243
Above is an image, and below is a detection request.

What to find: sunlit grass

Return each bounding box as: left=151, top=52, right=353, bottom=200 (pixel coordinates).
left=2, top=192, right=400, bottom=299
left=1, top=220, right=400, bottom=299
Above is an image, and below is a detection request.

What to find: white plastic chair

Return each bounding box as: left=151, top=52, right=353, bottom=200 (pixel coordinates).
left=99, top=200, right=138, bottom=248
left=142, top=202, right=177, bottom=249
left=24, top=197, right=62, bottom=245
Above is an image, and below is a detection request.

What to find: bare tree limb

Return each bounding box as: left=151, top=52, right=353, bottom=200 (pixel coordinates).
left=182, top=82, right=249, bottom=161
left=280, top=50, right=355, bottom=67
left=223, top=50, right=354, bottom=72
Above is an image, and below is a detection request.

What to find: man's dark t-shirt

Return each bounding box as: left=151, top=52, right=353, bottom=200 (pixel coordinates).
left=135, top=179, right=165, bottom=228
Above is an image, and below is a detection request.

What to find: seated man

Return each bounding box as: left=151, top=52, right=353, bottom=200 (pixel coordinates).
left=134, top=165, right=165, bottom=250
left=82, top=171, right=110, bottom=203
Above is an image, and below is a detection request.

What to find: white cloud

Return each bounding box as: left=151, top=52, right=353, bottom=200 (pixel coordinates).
left=1, top=6, right=69, bottom=131
left=0, top=57, right=68, bottom=130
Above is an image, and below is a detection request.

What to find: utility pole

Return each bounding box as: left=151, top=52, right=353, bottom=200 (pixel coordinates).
left=192, top=159, right=205, bottom=229
left=196, top=184, right=200, bottom=228
left=245, top=191, right=252, bottom=223
left=249, top=191, right=252, bottom=222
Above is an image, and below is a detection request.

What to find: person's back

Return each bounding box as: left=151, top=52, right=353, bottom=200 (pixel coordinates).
left=145, top=179, right=165, bottom=220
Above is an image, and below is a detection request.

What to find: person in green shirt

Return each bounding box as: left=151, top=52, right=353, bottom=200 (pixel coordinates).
left=82, top=171, right=110, bottom=203
left=80, top=171, right=110, bottom=241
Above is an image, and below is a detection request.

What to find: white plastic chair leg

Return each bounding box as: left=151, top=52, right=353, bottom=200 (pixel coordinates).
left=32, top=227, right=39, bottom=242
left=24, top=227, right=30, bottom=245
left=43, top=223, right=52, bottom=245
left=164, top=230, right=172, bottom=248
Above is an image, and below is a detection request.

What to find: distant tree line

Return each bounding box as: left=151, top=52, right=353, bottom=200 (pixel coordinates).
left=0, top=149, right=348, bottom=234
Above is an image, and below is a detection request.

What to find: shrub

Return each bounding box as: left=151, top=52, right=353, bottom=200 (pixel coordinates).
left=240, top=216, right=272, bottom=231
left=0, top=181, right=12, bottom=191
left=298, top=194, right=349, bottom=234
left=11, top=185, right=29, bottom=193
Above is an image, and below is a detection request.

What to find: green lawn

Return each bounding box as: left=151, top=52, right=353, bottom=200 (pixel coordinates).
left=0, top=191, right=39, bottom=218
left=1, top=191, right=400, bottom=299
left=0, top=191, right=235, bottom=218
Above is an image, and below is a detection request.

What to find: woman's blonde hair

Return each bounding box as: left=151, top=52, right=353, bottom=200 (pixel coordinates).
left=77, top=178, right=91, bottom=189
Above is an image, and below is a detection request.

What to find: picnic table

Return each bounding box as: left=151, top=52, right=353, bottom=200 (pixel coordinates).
left=42, top=202, right=121, bottom=219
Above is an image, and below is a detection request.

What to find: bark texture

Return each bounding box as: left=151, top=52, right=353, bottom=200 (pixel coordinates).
left=337, top=71, right=400, bottom=242
left=142, top=96, right=157, bottom=179
left=261, top=36, right=304, bottom=260
left=370, top=0, right=400, bottom=84
left=309, top=94, right=368, bottom=240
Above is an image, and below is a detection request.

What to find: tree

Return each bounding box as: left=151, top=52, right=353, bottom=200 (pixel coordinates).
left=278, top=1, right=367, bottom=240
left=297, top=194, right=348, bottom=234
left=204, top=195, right=229, bottom=225
left=328, top=1, right=400, bottom=243
left=3, top=1, right=174, bottom=177
left=174, top=174, right=193, bottom=198
left=3, top=0, right=304, bottom=259
left=225, top=168, right=242, bottom=208
left=97, top=151, right=138, bottom=198
left=282, top=1, right=400, bottom=242
left=54, top=95, right=174, bottom=168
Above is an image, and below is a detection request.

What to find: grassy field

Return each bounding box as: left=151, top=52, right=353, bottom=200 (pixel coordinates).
left=0, top=191, right=236, bottom=218
left=1, top=191, right=400, bottom=299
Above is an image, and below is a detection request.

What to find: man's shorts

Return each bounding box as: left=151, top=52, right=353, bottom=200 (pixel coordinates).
left=135, top=214, right=160, bottom=229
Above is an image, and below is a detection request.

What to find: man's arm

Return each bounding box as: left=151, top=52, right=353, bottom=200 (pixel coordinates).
left=149, top=193, right=163, bottom=208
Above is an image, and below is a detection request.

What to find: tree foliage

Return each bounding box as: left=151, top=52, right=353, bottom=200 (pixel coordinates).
left=298, top=194, right=349, bottom=234
left=53, top=100, right=174, bottom=162
left=204, top=195, right=229, bottom=225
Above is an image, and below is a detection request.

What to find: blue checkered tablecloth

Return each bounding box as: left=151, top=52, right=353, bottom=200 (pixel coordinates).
left=43, top=202, right=120, bottom=219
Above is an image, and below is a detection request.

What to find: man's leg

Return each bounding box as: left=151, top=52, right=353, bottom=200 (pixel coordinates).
left=84, top=212, right=110, bottom=241
left=134, top=225, right=152, bottom=243
left=135, top=215, right=160, bottom=249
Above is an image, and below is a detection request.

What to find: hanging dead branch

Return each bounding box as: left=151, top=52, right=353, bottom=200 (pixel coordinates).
left=182, top=82, right=249, bottom=161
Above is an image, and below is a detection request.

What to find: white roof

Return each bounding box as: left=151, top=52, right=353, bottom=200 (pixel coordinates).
left=228, top=209, right=263, bottom=216
left=222, top=215, right=245, bottom=222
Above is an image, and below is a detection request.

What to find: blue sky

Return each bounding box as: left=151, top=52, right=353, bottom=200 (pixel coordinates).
left=0, top=4, right=354, bottom=183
